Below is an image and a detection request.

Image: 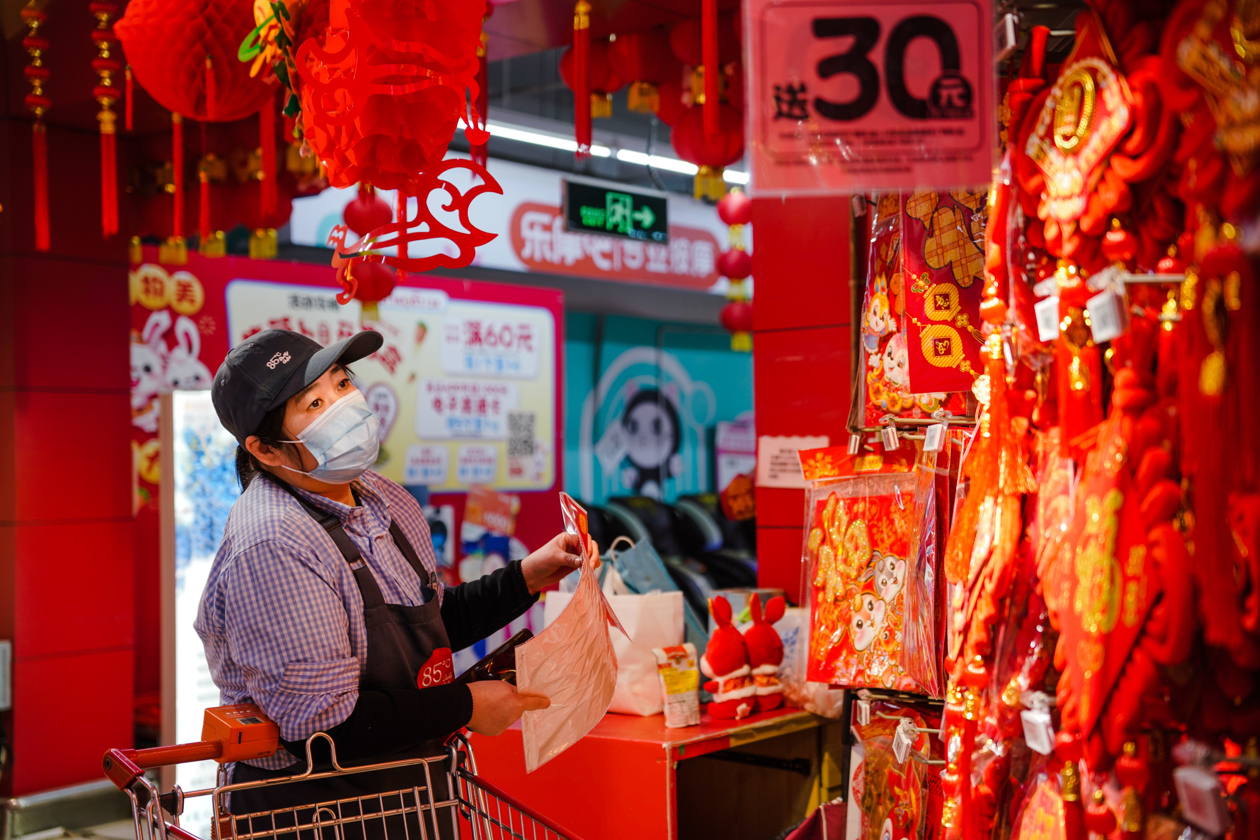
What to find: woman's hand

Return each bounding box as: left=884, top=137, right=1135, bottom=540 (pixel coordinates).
left=521, top=532, right=601, bottom=595
left=467, top=680, right=550, bottom=737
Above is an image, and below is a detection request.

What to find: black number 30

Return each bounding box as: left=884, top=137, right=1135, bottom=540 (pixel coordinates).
left=811, top=15, right=962, bottom=122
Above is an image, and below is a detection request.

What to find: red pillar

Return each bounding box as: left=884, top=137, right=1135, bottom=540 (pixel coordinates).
left=0, top=119, right=135, bottom=796
left=751, top=196, right=853, bottom=603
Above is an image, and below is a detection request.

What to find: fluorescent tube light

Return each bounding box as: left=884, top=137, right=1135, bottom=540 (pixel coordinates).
left=461, top=121, right=610, bottom=157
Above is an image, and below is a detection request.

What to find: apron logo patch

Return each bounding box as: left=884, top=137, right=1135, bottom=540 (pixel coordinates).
left=417, top=647, right=454, bottom=688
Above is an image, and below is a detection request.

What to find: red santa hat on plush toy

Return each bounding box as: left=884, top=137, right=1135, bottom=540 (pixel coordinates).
left=700, top=596, right=756, bottom=720
left=744, top=593, right=787, bottom=713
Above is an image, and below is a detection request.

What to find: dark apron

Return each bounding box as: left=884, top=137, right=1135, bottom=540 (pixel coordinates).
left=228, top=491, right=459, bottom=840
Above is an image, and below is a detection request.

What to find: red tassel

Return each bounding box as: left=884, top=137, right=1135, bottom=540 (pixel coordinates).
left=199, top=123, right=210, bottom=240
left=260, top=93, right=276, bottom=219
left=471, top=31, right=489, bottom=167
left=33, top=121, right=49, bottom=251
left=573, top=1, right=591, bottom=157
left=204, top=56, right=215, bottom=122
left=702, top=0, right=718, bottom=138
left=396, top=190, right=408, bottom=282
left=100, top=129, right=117, bottom=237
left=172, top=112, right=184, bottom=240
left=125, top=65, right=133, bottom=132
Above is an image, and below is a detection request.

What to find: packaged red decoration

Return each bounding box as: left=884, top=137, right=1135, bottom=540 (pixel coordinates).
left=798, top=442, right=941, bottom=695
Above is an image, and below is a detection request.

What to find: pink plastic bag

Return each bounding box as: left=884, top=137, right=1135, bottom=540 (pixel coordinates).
left=516, top=495, right=626, bottom=772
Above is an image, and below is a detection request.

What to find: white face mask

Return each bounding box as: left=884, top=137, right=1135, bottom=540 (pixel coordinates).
left=279, top=389, right=381, bottom=484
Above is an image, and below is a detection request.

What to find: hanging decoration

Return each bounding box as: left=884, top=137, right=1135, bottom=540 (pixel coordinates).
left=91, top=0, right=121, bottom=238
left=571, top=0, right=591, bottom=156
left=117, top=0, right=280, bottom=261
left=609, top=27, right=679, bottom=114
left=717, top=188, right=753, bottom=350
left=671, top=103, right=742, bottom=200
left=293, top=0, right=498, bottom=289
left=560, top=38, right=623, bottom=123
left=23, top=0, right=50, bottom=252
left=470, top=6, right=493, bottom=167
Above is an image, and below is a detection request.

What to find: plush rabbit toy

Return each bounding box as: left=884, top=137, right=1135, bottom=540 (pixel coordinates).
left=743, top=593, right=787, bottom=713
left=699, top=596, right=756, bottom=720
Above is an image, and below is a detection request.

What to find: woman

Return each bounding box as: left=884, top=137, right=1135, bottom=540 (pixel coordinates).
left=196, top=328, right=590, bottom=833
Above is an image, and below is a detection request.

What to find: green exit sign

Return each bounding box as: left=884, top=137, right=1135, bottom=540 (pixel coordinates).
left=563, top=180, right=669, bottom=243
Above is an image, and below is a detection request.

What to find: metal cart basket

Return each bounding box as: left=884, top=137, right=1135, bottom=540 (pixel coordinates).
left=102, top=704, right=579, bottom=840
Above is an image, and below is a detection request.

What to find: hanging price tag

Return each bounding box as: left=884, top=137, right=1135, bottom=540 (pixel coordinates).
left=1087, top=287, right=1129, bottom=344
left=924, top=423, right=946, bottom=452
left=881, top=425, right=900, bottom=451
left=1174, top=766, right=1230, bottom=836
left=1020, top=709, right=1055, bottom=755
left=892, top=718, right=917, bottom=764
left=849, top=433, right=862, bottom=456
left=856, top=698, right=871, bottom=726
left=1034, top=296, right=1061, bottom=342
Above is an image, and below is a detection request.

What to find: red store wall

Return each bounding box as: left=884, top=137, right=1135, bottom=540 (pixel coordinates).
left=751, top=196, right=854, bottom=604
left=0, top=118, right=136, bottom=797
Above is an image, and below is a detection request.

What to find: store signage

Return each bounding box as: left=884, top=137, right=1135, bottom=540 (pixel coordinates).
left=745, top=0, right=995, bottom=194
left=563, top=180, right=669, bottom=243
left=288, top=154, right=733, bottom=293
left=511, top=202, right=719, bottom=290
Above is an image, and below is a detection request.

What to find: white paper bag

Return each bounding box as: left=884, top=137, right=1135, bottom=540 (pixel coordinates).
left=517, top=562, right=624, bottom=773
left=545, top=590, right=684, bottom=716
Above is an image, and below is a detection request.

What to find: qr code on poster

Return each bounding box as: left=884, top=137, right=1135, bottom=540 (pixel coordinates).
left=507, top=412, right=535, bottom=457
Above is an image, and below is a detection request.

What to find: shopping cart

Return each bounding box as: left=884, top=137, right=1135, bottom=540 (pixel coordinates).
left=102, top=703, right=580, bottom=840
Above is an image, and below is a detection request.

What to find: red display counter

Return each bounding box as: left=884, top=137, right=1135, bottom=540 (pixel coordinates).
left=469, top=708, right=847, bottom=840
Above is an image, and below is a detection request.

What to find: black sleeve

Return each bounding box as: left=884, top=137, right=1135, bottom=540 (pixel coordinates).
left=440, top=559, right=539, bottom=651
left=281, top=683, right=473, bottom=764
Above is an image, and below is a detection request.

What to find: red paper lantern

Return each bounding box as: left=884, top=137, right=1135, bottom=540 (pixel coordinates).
left=717, top=189, right=752, bottom=226
left=231, top=177, right=295, bottom=231
left=717, top=248, right=751, bottom=280
left=610, top=28, right=680, bottom=114
left=342, top=258, right=396, bottom=321
left=1102, top=220, right=1138, bottom=265
left=343, top=184, right=393, bottom=237
left=655, top=78, right=686, bottom=127
left=560, top=39, right=623, bottom=93
left=115, top=0, right=276, bottom=121
left=720, top=299, right=753, bottom=351
left=671, top=103, right=743, bottom=200
left=669, top=15, right=739, bottom=67
left=296, top=0, right=488, bottom=192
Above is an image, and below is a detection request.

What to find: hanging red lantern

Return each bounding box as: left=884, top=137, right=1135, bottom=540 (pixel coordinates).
left=669, top=15, right=739, bottom=67
left=720, top=300, right=753, bottom=350
left=609, top=28, right=680, bottom=114
left=671, top=103, right=743, bottom=201
left=655, top=78, right=686, bottom=127
left=231, top=176, right=295, bottom=258
left=115, top=0, right=276, bottom=122
left=343, top=183, right=393, bottom=237
left=91, top=1, right=122, bottom=239
left=560, top=39, right=624, bottom=120
left=717, top=188, right=752, bottom=225
left=341, top=258, right=396, bottom=323
left=295, top=0, right=489, bottom=192
left=22, top=0, right=50, bottom=252
left=717, top=248, right=752, bottom=280
left=1101, top=219, right=1138, bottom=266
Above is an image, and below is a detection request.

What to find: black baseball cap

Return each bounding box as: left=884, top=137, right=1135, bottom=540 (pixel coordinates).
left=211, top=328, right=384, bottom=446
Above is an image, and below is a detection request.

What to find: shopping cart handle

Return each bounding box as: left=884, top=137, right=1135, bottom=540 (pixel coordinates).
left=103, top=742, right=223, bottom=790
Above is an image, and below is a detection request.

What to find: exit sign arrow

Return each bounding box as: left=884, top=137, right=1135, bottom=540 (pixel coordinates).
left=632, top=206, right=655, bottom=230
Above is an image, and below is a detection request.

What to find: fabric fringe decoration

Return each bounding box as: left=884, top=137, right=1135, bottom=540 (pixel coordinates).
left=172, top=112, right=184, bottom=241
left=471, top=18, right=490, bottom=167
left=260, top=92, right=276, bottom=219
left=125, top=66, right=133, bottom=131
left=32, top=123, right=50, bottom=251
left=573, top=0, right=591, bottom=157
left=702, top=0, right=718, bottom=139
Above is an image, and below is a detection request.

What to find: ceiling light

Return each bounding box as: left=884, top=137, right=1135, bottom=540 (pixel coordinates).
left=460, top=121, right=610, bottom=157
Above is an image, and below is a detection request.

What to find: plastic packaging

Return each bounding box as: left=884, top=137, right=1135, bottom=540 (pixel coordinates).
left=516, top=495, right=626, bottom=773
left=797, top=442, right=940, bottom=694
left=652, top=643, right=701, bottom=728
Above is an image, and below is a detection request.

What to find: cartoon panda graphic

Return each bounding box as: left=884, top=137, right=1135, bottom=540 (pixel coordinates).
left=619, top=388, right=684, bottom=499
